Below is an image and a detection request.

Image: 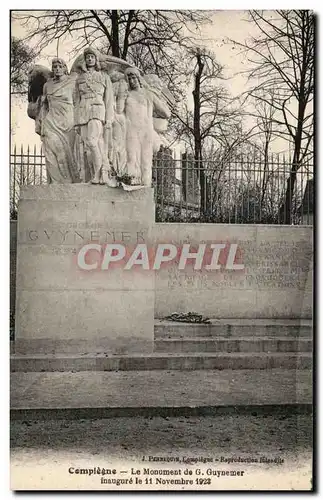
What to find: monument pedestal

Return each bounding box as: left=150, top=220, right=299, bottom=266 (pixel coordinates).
left=15, top=185, right=155, bottom=354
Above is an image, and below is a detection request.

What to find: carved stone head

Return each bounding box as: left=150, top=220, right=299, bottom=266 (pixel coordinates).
left=83, top=47, right=101, bottom=71
left=124, top=67, right=141, bottom=90
left=51, top=58, right=68, bottom=78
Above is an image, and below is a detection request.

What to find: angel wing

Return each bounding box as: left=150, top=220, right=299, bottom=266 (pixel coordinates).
left=142, top=74, right=174, bottom=139
left=27, top=65, right=52, bottom=134
left=143, top=74, right=176, bottom=109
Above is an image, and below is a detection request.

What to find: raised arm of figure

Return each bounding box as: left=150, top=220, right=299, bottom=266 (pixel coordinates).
left=151, top=91, right=171, bottom=120
left=72, top=79, right=81, bottom=132
left=115, top=79, right=128, bottom=115
left=104, top=74, right=115, bottom=128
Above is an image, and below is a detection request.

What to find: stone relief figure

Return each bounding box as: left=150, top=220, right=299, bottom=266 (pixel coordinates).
left=73, top=47, right=116, bottom=186
left=28, top=59, right=80, bottom=184
left=27, top=49, right=174, bottom=189
left=109, top=71, right=128, bottom=178
left=121, top=67, right=171, bottom=187
left=73, top=58, right=173, bottom=189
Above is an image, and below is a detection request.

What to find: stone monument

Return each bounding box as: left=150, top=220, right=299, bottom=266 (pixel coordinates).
left=16, top=48, right=173, bottom=354
left=27, top=47, right=173, bottom=188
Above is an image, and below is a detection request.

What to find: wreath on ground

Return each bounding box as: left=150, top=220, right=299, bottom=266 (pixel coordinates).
left=164, top=312, right=211, bottom=324
left=116, top=174, right=133, bottom=185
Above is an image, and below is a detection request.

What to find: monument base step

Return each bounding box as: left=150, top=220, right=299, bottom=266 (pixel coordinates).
left=10, top=368, right=312, bottom=420
left=10, top=352, right=312, bottom=372
left=155, top=318, right=312, bottom=339
left=11, top=404, right=312, bottom=421
left=154, top=337, right=312, bottom=353
left=12, top=319, right=312, bottom=355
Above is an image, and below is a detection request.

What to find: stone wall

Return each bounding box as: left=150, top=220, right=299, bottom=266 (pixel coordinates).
left=14, top=185, right=155, bottom=353
left=11, top=217, right=313, bottom=328
left=153, top=224, right=313, bottom=319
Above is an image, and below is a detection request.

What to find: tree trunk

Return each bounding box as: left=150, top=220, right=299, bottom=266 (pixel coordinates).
left=279, top=11, right=312, bottom=224
left=122, top=10, right=135, bottom=60
left=193, top=51, right=208, bottom=215
left=279, top=99, right=306, bottom=224
left=111, top=10, right=120, bottom=58
left=261, top=139, right=269, bottom=206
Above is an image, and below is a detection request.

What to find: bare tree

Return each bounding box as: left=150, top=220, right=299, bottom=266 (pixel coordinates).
left=13, top=10, right=213, bottom=118
left=173, top=47, right=243, bottom=214
left=233, top=10, right=314, bottom=223
left=14, top=10, right=209, bottom=74
left=243, top=90, right=282, bottom=205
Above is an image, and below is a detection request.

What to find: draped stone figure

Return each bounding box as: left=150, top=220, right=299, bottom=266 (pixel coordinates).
left=28, top=59, right=80, bottom=184
left=122, top=67, right=171, bottom=187
left=109, top=71, right=128, bottom=178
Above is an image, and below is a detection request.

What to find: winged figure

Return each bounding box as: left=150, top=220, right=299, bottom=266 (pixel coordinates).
left=27, top=48, right=174, bottom=187
left=27, top=59, right=80, bottom=183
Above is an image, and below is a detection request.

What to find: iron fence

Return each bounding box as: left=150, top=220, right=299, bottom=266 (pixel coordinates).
left=10, top=145, right=47, bottom=218
left=10, top=145, right=313, bottom=225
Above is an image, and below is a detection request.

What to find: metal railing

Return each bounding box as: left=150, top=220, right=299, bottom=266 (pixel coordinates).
left=10, top=145, right=313, bottom=225
left=10, top=145, right=47, bottom=218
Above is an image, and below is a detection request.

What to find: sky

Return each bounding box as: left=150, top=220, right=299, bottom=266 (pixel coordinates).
left=10, top=10, right=254, bottom=151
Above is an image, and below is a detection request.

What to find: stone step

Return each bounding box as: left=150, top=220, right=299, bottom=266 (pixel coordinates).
left=154, top=337, right=312, bottom=353
left=12, top=336, right=312, bottom=356
left=10, top=369, right=312, bottom=420
left=155, top=319, right=312, bottom=339
left=11, top=352, right=312, bottom=372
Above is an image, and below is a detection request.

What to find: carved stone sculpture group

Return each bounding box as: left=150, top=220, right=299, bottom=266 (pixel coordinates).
left=27, top=47, right=173, bottom=188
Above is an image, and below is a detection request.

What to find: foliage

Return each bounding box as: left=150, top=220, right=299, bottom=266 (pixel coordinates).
left=11, top=36, right=36, bottom=95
